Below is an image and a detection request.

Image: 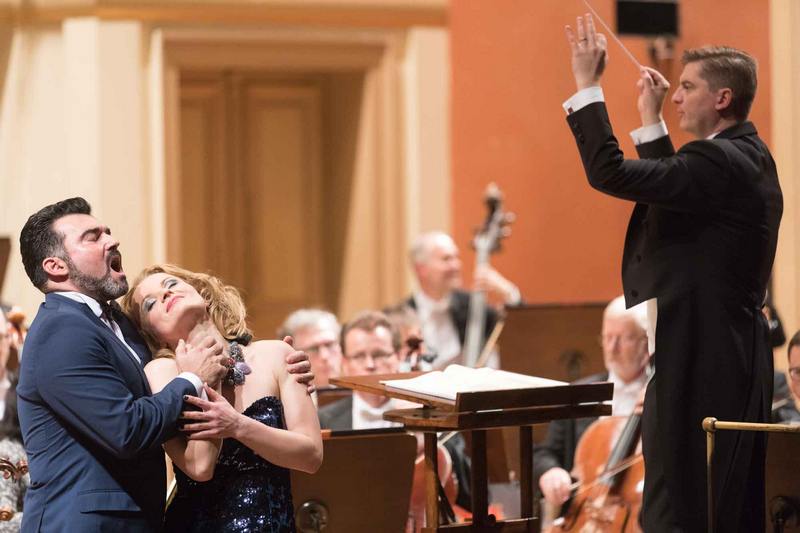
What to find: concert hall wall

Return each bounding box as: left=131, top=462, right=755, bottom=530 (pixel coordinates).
left=449, top=0, right=773, bottom=305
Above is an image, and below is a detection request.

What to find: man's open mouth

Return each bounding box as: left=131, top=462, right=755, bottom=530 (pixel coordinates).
left=108, top=253, right=123, bottom=273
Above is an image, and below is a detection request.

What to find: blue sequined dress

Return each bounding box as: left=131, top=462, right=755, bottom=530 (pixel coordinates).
left=164, top=396, right=296, bottom=532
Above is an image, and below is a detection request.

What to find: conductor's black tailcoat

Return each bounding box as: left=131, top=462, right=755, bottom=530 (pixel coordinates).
left=567, top=102, right=782, bottom=532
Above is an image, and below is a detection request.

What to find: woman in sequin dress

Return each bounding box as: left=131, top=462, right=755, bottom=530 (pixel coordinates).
left=122, top=265, right=322, bottom=532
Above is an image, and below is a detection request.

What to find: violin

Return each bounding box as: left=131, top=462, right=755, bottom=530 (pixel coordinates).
left=545, top=406, right=645, bottom=533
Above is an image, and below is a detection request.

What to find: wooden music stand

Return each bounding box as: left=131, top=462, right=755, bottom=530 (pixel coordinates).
left=291, top=430, right=416, bottom=532
left=331, top=372, right=612, bottom=532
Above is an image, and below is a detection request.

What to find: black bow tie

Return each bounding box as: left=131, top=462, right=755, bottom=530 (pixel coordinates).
left=99, top=300, right=123, bottom=323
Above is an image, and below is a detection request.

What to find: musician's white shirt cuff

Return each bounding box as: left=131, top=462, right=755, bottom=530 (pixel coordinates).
left=178, top=372, right=207, bottom=399
left=630, top=121, right=669, bottom=145
left=563, top=86, right=605, bottom=114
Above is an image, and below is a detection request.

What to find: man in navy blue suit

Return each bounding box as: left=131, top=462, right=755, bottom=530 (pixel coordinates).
left=16, top=198, right=311, bottom=532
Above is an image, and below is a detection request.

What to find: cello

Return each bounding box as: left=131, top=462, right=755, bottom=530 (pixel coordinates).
left=545, top=404, right=645, bottom=533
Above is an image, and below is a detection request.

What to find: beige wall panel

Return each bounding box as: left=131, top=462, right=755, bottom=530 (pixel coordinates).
left=336, top=67, right=381, bottom=322
left=771, top=0, right=800, bottom=369
left=402, top=26, right=450, bottom=269
left=0, top=27, right=70, bottom=315
left=321, top=72, right=363, bottom=312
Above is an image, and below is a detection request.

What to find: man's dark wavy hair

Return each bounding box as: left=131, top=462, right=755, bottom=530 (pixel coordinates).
left=20, top=197, right=91, bottom=292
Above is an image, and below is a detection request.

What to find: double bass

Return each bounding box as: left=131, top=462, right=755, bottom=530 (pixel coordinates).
left=462, top=183, right=512, bottom=367
left=546, top=404, right=645, bottom=533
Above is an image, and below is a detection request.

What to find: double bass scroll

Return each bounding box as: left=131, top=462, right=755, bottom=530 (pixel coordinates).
left=462, top=183, right=513, bottom=368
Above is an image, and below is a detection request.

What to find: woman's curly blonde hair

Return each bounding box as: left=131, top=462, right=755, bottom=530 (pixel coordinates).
left=121, top=264, right=252, bottom=359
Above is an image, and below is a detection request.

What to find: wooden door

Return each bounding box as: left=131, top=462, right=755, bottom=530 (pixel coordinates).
left=172, top=72, right=324, bottom=338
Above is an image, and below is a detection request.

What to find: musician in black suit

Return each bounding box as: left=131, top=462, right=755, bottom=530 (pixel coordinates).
left=564, top=16, right=782, bottom=532
left=402, top=231, right=520, bottom=369
left=534, top=296, right=649, bottom=509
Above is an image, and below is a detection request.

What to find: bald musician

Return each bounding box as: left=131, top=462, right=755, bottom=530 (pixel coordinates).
left=563, top=15, right=781, bottom=532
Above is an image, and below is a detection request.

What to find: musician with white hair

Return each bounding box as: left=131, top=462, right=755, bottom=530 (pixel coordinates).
left=400, top=231, right=521, bottom=369
left=533, top=295, right=650, bottom=508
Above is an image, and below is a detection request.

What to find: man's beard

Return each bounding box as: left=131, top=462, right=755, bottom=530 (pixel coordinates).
left=64, top=254, right=128, bottom=302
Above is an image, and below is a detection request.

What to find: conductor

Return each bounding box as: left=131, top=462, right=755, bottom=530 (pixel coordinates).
left=562, top=14, right=782, bottom=532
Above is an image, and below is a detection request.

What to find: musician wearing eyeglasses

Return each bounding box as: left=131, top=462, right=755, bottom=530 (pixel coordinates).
left=534, top=296, right=649, bottom=511
left=317, top=310, right=474, bottom=512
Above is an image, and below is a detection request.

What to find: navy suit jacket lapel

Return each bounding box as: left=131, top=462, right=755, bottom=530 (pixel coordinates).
left=46, top=293, right=152, bottom=393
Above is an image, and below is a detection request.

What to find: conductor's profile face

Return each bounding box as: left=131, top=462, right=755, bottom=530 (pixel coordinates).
left=671, top=61, right=724, bottom=139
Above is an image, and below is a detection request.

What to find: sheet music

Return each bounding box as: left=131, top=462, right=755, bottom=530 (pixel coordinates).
left=381, top=365, right=566, bottom=401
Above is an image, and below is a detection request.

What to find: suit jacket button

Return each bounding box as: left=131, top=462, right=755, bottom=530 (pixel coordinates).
left=578, top=134, right=585, bottom=143
left=631, top=290, right=639, bottom=298
left=636, top=254, right=642, bottom=262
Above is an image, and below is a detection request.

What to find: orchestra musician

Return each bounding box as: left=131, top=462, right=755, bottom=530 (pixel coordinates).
left=563, top=15, right=782, bottom=531
left=400, top=231, right=520, bottom=369
left=534, top=296, right=649, bottom=513
left=317, top=310, right=472, bottom=516
left=278, top=308, right=342, bottom=389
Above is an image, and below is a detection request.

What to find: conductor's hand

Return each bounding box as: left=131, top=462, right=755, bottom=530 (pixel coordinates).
left=282, top=336, right=316, bottom=394
left=539, top=467, right=573, bottom=506
left=182, top=384, right=244, bottom=440
left=565, top=14, right=608, bottom=91
left=175, top=338, right=228, bottom=387
left=637, top=66, right=670, bottom=126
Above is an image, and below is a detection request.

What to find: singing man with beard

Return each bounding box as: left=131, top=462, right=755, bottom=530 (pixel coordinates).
left=15, top=198, right=312, bottom=532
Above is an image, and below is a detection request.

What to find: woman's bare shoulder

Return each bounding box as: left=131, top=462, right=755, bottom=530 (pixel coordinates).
left=247, top=340, right=293, bottom=363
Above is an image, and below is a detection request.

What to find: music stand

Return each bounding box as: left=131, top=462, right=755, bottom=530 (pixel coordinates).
left=332, top=372, right=612, bottom=532
left=291, top=430, right=416, bottom=532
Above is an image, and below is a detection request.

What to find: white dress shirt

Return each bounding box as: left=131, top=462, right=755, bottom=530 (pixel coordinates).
left=55, top=291, right=203, bottom=394
left=413, top=291, right=462, bottom=369
left=608, top=369, right=649, bottom=416
left=351, top=393, right=401, bottom=430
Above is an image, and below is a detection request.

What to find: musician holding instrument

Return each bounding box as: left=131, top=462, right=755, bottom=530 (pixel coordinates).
left=402, top=231, right=520, bottom=369
left=564, top=14, right=781, bottom=532
left=534, top=296, right=649, bottom=511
